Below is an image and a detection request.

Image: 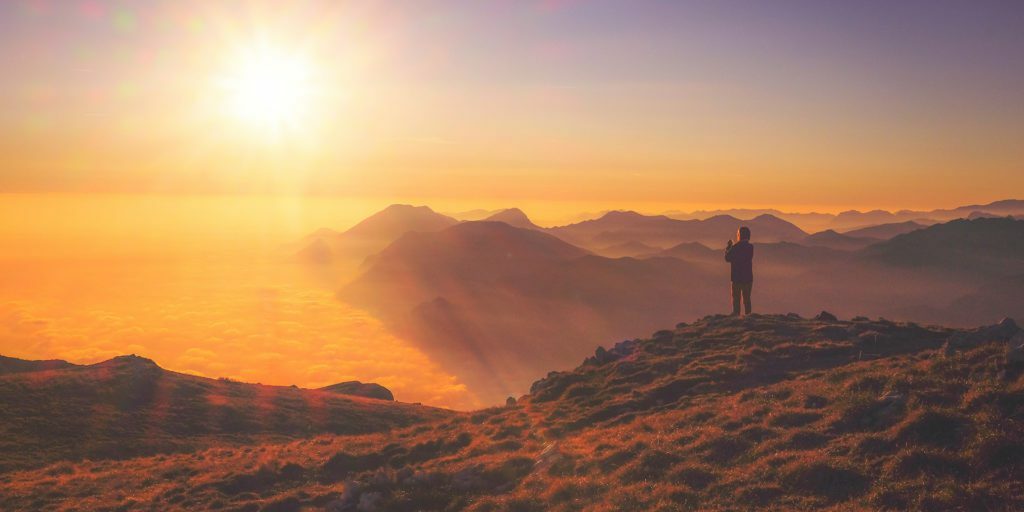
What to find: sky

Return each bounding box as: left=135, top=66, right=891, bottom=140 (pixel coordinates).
left=1, top=0, right=1022, bottom=211
left=1, top=1, right=1023, bottom=408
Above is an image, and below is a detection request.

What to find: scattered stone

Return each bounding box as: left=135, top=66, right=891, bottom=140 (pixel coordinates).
left=356, top=491, right=382, bottom=512
left=812, top=325, right=849, bottom=341
left=879, top=392, right=906, bottom=406
left=326, top=480, right=362, bottom=511
left=1007, top=331, right=1024, bottom=365
left=395, top=467, right=413, bottom=484
left=815, top=311, right=838, bottom=322
left=944, top=318, right=1020, bottom=355
left=452, top=465, right=486, bottom=491
left=803, top=395, right=828, bottom=409
left=855, top=330, right=882, bottom=347
left=534, top=442, right=563, bottom=472
left=320, top=381, right=395, bottom=401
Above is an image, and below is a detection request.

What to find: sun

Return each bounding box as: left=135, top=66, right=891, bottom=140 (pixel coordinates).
left=220, top=45, right=314, bottom=132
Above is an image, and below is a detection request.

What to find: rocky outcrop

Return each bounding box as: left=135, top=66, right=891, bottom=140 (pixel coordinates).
left=320, top=381, right=395, bottom=401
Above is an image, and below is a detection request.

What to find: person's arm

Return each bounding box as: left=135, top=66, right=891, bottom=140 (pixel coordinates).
left=724, top=241, right=734, bottom=262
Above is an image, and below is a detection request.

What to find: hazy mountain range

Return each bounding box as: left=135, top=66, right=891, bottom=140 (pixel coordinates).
left=663, top=199, right=1024, bottom=232
left=294, top=200, right=1024, bottom=404
left=5, top=199, right=1024, bottom=510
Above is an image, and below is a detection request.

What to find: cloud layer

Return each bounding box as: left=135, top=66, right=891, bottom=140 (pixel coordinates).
left=0, top=260, right=480, bottom=410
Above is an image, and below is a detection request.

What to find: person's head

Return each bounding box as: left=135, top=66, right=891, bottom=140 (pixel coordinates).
left=737, top=226, right=751, bottom=241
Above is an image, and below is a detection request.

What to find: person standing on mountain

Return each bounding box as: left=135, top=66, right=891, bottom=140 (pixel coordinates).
left=724, top=226, right=754, bottom=316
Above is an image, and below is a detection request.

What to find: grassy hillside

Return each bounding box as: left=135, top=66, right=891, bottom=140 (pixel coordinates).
left=0, top=355, right=450, bottom=474
left=4, top=313, right=1023, bottom=511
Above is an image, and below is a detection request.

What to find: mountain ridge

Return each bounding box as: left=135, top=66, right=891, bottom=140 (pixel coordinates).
left=6, top=313, right=1024, bottom=511
left=0, top=353, right=448, bottom=473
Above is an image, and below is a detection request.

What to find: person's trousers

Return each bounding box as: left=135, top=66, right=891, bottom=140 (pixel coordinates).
left=732, top=281, right=752, bottom=315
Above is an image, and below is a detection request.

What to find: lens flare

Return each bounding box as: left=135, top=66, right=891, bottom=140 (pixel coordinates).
left=220, top=45, right=314, bottom=132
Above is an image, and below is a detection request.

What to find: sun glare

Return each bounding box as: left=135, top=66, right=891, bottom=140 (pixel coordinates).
left=221, top=45, right=314, bottom=132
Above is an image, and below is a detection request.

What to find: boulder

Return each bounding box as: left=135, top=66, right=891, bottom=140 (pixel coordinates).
left=814, top=311, right=839, bottom=322
left=944, top=318, right=1020, bottom=354
left=1008, top=331, right=1024, bottom=365
left=320, top=381, right=394, bottom=401
left=356, top=491, right=382, bottom=512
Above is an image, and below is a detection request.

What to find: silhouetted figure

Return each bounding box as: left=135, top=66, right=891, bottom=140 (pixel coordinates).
left=725, top=226, right=754, bottom=316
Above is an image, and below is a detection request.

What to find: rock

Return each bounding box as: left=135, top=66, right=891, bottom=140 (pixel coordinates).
left=855, top=330, right=882, bottom=347
left=320, top=381, right=394, bottom=401
left=356, top=491, right=382, bottom=512
left=1008, top=346, right=1024, bottom=365
left=327, top=480, right=362, bottom=511
left=812, top=325, right=849, bottom=341
left=815, top=311, right=838, bottom=322
left=395, top=467, right=414, bottom=484
left=803, top=395, right=828, bottom=409
left=369, top=469, right=392, bottom=487
left=534, top=442, right=563, bottom=472
left=452, top=464, right=486, bottom=491
left=859, top=392, right=907, bottom=428
left=505, top=396, right=517, bottom=407
left=494, top=481, right=516, bottom=493
left=942, top=340, right=957, bottom=357
left=879, top=392, right=906, bottom=406
left=945, top=318, right=1021, bottom=354
left=652, top=329, right=674, bottom=341
left=592, top=346, right=616, bottom=365
left=608, top=339, right=640, bottom=358
left=998, top=317, right=1020, bottom=335
left=1008, top=331, right=1024, bottom=365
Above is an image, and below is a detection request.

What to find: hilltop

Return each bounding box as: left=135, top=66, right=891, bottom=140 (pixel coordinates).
left=0, top=355, right=449, bottom=473
left=5, top=313, right=1023, bottom=511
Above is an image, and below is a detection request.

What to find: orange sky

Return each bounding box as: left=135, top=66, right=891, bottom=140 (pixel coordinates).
left=1, top=1, right=1022, bottom=210
left=2, top=1, right=1023, bottom=409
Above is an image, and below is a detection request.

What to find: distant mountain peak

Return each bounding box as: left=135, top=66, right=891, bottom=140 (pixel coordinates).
left=103, top=354, right=160, bottom=368
left=705, top=213, right=743, bottom=222
left=484, top=208, right=539, bottom=229
left=384, top=203, right=430, bottom=211
left=341, top=204, right=459, bottom=239
left=601, top=210, right=647, bottom=219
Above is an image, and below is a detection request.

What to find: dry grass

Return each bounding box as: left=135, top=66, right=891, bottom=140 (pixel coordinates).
left=3, top=313, right=1024, bottom=511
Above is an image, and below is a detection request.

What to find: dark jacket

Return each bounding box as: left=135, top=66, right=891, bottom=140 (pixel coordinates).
left=725, top=240, right=754, bottom=283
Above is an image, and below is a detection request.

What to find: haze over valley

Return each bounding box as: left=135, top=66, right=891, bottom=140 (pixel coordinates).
left=4, top=2, right=1024, bottom=509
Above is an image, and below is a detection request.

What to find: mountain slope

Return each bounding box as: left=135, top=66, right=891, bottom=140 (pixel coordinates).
left=295, top=205, right=459, bottom=265
left=596, top=240, right=663, bottom=258
left=663, top=199, right=1024, bottom=232
left=342, top=204, right=459, bottom=240
left=484, top=208, right=542, bottom=230
left=0, top=355, right=449, bottom=473
left=7, top=314, right=1024, bottom=511
left=343, top=222, right=720, bottom=403
left=548, top=211, right=807, bottom=249
left=803, top=229, right=879, bottom=250
left=843, top=220, right=926, bottom=239
left=0, top=355, right=74, bottom=375
left=859, top=217, right=1024, bottom=277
